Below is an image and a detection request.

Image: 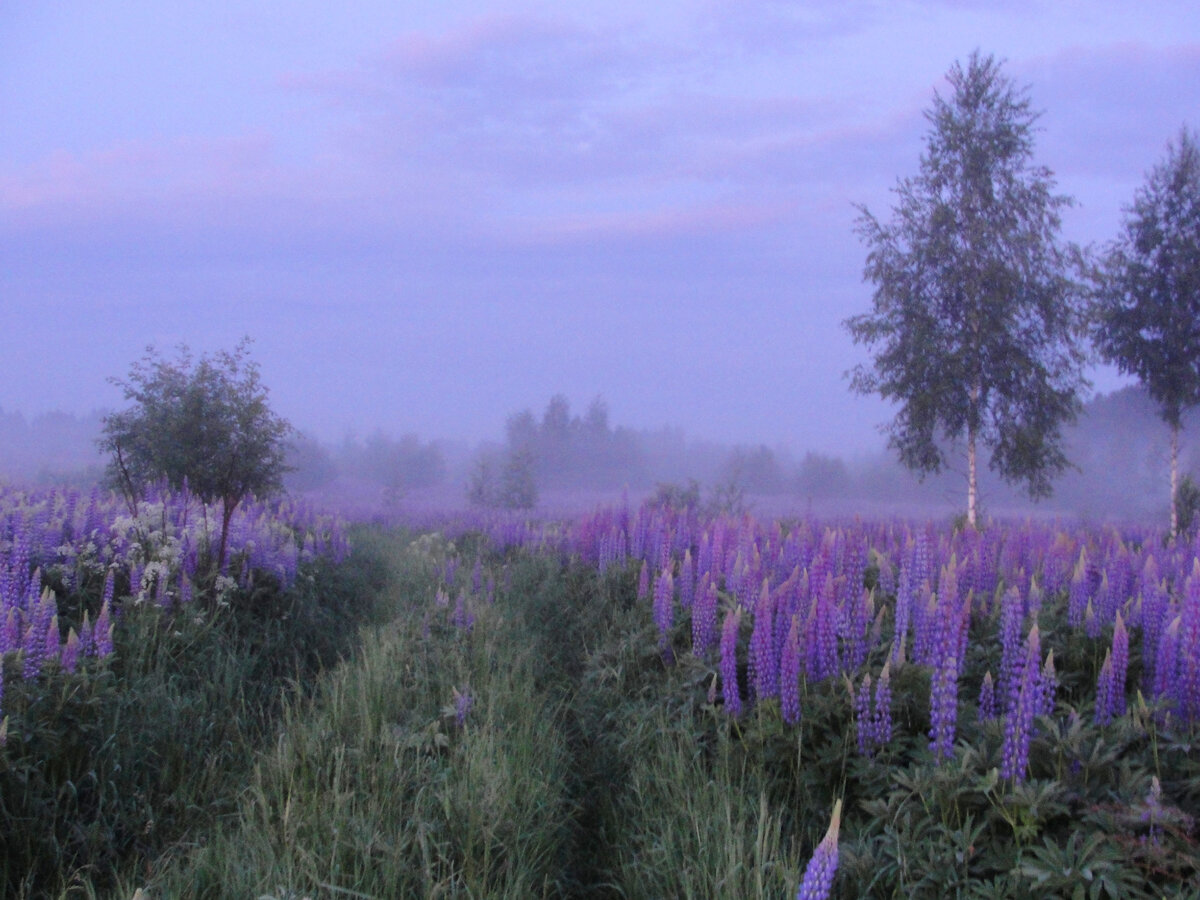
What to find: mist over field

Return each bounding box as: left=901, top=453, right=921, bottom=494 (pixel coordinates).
left=0, top=384, right=1191, bottom=524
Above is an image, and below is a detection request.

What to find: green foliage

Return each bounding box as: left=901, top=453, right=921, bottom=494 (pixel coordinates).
left=99, top=338, right=293, bottom=570
left=19, top=530, right=1200, bottom=897
left=1177, top=474, right=1200, bottom=536
left=0, top=529, right=393, bottom=897
left=846, top=52, right=1087, bottom=514
left=467, top=447, right=539, bottom=509
left=1093, top=127, right=1200, bottom=433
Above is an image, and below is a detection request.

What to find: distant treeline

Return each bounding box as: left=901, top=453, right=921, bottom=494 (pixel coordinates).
left=0, top=386, right=1194, bottom=522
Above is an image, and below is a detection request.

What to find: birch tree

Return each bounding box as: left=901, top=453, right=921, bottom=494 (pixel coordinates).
left=846, top=51, right=1087, bottom=526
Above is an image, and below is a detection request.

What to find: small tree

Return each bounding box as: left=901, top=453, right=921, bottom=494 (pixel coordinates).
left=1093, top=127, right=1200, bottom=536
left=99, top=339, right=292, bottom=573
left=846, top=51, right=1087, bottom=526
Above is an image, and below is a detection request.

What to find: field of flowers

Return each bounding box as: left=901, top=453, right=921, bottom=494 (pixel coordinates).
left=4, top=484, right=1200, bottom=896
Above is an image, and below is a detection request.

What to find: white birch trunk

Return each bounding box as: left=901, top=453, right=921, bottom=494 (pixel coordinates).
left=967, top=425, right=977, bottom=529
left=1171, top=422, right=1180, bottom=537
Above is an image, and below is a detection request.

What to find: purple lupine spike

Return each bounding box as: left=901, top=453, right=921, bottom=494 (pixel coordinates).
left=749, top=579, right=778, bottom=700
left=1152, top=615, right=1182, bottom=718
left=1001, top=624, right=1042, bottom=782
left=1179, top=565, right=1200, bottom=721
left=637, top=561, right=650, bottom=603
left=872, top=660, right=893, bottom=749
left=1104, top=612, right=1129, bottom=722
left=453, top=687, right=474, bottom=726
left=1038, top=650, right=1057, bottom=717
left=928, top=649, right=959, bottom=763
left=692, top=575, right=718, bottom=656
left=979, top=670, right=997, bottom=721
left=720, top=605, right=743, bottom=717
left=60, top=627, right=81, bottom=674
left=678, top=549, right=694, bottom=610
left=855, top=673, right=874, bottom=756
left=452, top=591, right=474, bottom=633
left=796, top=799, right=842, bottom=900
left=94, top=600, right=114, bottom=658
left=653, top=568, right=675, bottom=661
left=998, top=586, right=1024, bottom=706
left=780, top=613, right=802, bottom=725
left=1068, top=549, right=1090, bottom=629
left=1095, top=649, right=1117, bottom=725
left=811, top=573, right=839, bottom=681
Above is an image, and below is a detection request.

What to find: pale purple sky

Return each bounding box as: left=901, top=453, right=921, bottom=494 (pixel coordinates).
left=3, top=1, right=1199, bottom=453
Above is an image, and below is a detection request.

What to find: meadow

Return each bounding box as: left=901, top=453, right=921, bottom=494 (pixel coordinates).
left=2, top=483, right=1199, bottom=897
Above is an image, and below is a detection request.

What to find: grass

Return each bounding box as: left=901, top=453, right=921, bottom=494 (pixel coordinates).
left=10, top=521, right=1200, bottom=897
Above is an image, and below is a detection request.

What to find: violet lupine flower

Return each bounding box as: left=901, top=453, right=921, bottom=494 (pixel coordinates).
left=0, top=605, right=19, bottom=656
left=749, top=580, right=778, bottom=700
left=979, top=670, right=997, bottom=722
left=809, top=573, right=839, bottom=681
left=93, top=600, right=114, bottom=658
left=780, top=613, right=802, bottom=725
left=60, top=628, right=81, bottom=674
left=855, top=673, right=874, bottom=756
left=928, top=650, right=959, bottom=763
left=451, top=591, right=474, bottom=633
left=678, top=549, right=694, bottom=610
left=1097, top=612, right=1129, bottom=724
left=873, top=661, right=893, bottom=748
left=653, top=569, right=675, bottom=660
left=720, top=606, right=743, bottom=718
left=797, top=799, right=842, bottom=900
left=637, top=561, right=650, bottom=603
left=1067, top=550, right=1090, bottom=629
left=998, top=587, right=1024, bottom=704
left=1095, top=650, right=1117, bottom=726
left=692, top=576, right=718, bottom=657
left=1001, top=624, right=1042, bottom=783
left=453, top=688, right=474, bottom=726
left=1152, top=615, right=1181, bottom=718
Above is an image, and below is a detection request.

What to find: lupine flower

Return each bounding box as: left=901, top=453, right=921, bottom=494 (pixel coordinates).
left=749, top=580, right=777, bottom=700
left=928, top=651, right=959, bottom=763
left=94, top=600, right=114, bottom=658
left=720, top=606, right=743, bottom=717
left=1001, top=624, right=1041, bottom=782
left=855, top=673, right=873, bottom=756
left=979, top=670, right=997, bottom=721
left=998, top=587, right=1024, bottom=703
left=453, top=687, right=474, bottom=726
left=679, top=549, right=694, bottom=610
left=1096, top=612, right=1129, bottom=724
left=637, top=561, right=650, bottom=603
left=653, top=568, right=675, bottom=661
left=60, top=628, right=81, bottom=674
left=780, top=613, right=802, bottom=725
left=451, top=591, right=474, bottom=632
left=692, top=576, right=718, bottom=657
left=873, top=661, right=893, bottom=749
left=797, top=798, right=842, bottom=900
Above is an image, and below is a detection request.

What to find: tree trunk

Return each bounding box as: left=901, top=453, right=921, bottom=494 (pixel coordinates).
left=218, top=497, right=237, bottom=575
left=1171, top=421, right=1180, bottom=537
left=967, top=424, right=978, bottom=529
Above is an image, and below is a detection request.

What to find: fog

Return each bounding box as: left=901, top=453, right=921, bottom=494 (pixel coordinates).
left=0, top=384, right=1190, bottom=526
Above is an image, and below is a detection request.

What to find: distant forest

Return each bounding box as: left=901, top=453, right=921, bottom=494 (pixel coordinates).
left=0, top=387, right=1190, bottom=522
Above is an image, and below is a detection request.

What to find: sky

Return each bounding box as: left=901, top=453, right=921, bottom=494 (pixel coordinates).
left=3, top=1, right=1200, bottom=455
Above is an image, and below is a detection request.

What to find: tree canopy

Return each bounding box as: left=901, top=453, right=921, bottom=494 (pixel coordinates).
left=99, top=339, right=292, bottom=572
left=846, top=51, right=1087, bottom=526
left=1093, top=126, right=1200, bottom=534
